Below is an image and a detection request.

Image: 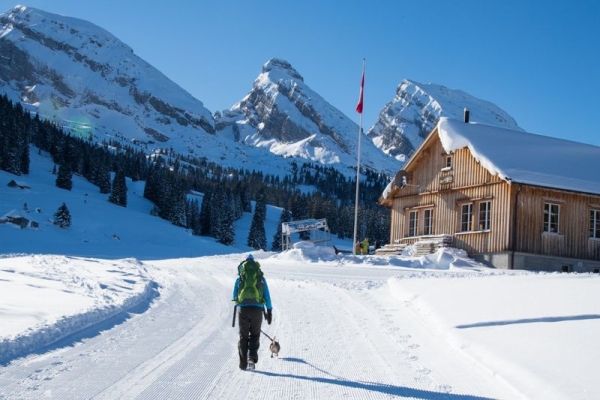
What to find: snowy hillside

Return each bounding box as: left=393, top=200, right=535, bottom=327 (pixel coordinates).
left=0, top=146, right=287, bottom=259
left=0, top=6, right=215, bottom=144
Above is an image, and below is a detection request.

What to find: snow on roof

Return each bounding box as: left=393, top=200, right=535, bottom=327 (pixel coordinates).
left=1, top=209, right=22, bottom=219
left=437, top=118, right=600, bottom=195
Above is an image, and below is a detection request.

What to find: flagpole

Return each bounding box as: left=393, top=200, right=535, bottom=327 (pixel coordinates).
left=353, top=59, right=365, bottom=255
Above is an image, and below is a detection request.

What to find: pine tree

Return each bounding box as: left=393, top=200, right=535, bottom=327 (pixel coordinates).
left=217, top=201, right=235, bottom=245
left=19, top=139, right=30, bottom=175
left=97, top=159, right=111, bottom=194
left=108, top=169, right=127, bottom=207
left=198, top=192, right=212, bottom=236
left=247, top=190, right=267, bottom=250
left=272, top=208, right=292, bottom=251
left=53, top=203, right=72, bottom=228
left=238, top=182, right=252, bottom=213
left=188, top=198, right=202, bottom=235
left=55, top=161, right=73, bottom=190
left=211, top=189, right=228, bottom=240
left=170, top=186, right=187, bottom=227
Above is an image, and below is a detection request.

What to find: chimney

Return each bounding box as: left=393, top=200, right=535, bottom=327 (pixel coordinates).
left=463, top=108, right=470, bottom=123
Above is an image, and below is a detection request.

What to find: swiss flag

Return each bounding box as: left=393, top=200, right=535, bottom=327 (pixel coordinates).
left=355, top=69, right=364, bottom=114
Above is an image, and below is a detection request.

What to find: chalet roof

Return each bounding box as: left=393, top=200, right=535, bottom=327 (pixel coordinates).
left=437, top=118, right=600, bottom=196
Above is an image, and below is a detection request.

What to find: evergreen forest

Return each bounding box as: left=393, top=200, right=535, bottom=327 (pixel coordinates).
left=0, top=94, right=391, bottom=251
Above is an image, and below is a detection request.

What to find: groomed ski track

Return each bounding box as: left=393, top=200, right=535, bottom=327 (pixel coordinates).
left=0, top=254, right=522, bottom=399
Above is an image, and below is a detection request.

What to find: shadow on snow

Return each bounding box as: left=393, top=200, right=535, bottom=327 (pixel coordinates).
left=251, top=357, right=495, bottom=400
left=456, top=314, right=600, bottom=329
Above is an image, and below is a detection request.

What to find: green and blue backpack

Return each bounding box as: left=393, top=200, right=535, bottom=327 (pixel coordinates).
left=236, top=259, right=265, bottom=305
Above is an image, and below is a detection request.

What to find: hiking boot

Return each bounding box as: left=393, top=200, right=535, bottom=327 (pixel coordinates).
left=249, top=351, right=258, bottom=364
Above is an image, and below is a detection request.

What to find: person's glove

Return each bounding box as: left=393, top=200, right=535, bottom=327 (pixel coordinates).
left=266, top=309, right=272, bottom=325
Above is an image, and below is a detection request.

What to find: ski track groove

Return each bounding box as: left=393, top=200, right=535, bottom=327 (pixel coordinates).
left=0, top=256, right=521, bottom=399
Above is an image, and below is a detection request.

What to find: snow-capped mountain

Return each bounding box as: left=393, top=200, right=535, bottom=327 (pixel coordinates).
left=367, top=79, right=523, bottom=160
left=215, top=58, right=401, bottom=175
left=0, top=5, right=521, bottom=178
left=0, top=5, right=215, bottom=148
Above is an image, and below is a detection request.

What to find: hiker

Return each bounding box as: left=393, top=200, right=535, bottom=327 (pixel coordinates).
left=360, top=237, right=370, bottom=255
left=233, top=253, right=273, bottom=370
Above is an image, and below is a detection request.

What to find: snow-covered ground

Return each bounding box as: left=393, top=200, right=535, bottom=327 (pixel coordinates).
left=1, top=148, right=600, bottom=399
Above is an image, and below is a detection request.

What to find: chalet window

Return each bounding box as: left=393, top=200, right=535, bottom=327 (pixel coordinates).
left=461, top=203, right=473, bottom=232
left=544, top=203, right=560, bottom=233
left=479, top=201, right=491, bottom=230
left=424, top=209, right=433, bottom=235
left=457, top=200, right=492, bottom=233
left=445, top=155, right=452, bottom=169
left=591, top=210, right=600, bottom=239
left=408, top=210, right=418, bottom=237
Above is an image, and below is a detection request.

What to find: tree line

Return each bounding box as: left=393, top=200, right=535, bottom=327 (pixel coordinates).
left=0, top=94, right=391, bottom=250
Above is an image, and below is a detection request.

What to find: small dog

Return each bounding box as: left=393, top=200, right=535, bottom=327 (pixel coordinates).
left=269, top=337, right=280, bottom=358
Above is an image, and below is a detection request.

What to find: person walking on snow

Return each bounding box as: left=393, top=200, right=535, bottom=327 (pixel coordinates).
left=233, top=253, right=273, bottom=370
left=360, top=237, right=370, bottom=255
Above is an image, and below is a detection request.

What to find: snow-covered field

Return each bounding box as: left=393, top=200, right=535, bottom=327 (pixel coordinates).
left=1, top=148, right=600, bottom=399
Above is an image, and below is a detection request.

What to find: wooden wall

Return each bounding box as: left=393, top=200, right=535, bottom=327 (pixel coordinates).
left=386, top=128, right=600, bottom=262
left=389, top=136, right=511, bottom=254
left=514, top=185, right=600, bottom=260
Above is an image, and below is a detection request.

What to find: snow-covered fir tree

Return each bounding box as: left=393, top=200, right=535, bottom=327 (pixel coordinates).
left=53, top=202, right=72, bottom=228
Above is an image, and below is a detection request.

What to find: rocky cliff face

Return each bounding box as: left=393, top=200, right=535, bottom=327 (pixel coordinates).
left=215, top=58, right=401, bottom=175
left=0, top=5, right=215, bottom=153
left=367, top=79, right=522, bottom=160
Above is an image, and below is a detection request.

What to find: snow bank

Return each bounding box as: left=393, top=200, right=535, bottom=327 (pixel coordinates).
left=273, top=241, right=337, bottom=262
left=0, top=255, right=158, bottom=365
left=274, top=241, right=491, bottom=271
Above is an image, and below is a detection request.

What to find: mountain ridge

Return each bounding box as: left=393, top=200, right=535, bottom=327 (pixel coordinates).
left=1, top=5, right=521, bottom=177
left=367, top=79, right=523, bottom=160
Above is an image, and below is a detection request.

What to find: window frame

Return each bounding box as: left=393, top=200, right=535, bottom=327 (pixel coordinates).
left=590, top=209, right=600, bottom=239
left=423, top=208, right=433, bottom=236
left=408, top=210, right=418, bottom=237
left=478, top=201, right=491, bottom=231
left=543, top=203, right=561, bottom=234
left=445, top=155, right=452, bottom=169
left=407, top=210, right=419, bottom=237
left=460, top=203, right=473, bottom=232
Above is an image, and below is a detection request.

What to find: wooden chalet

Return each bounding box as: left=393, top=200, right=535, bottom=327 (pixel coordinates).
left=380, top=114, right=600, bottom=272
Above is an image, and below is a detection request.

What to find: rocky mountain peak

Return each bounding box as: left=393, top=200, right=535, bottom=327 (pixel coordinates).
left=215, top=58, right=401, bottom=175
left=261, top=58, right=304, bottom=82
left=0, top=5, right=215, bottom=154
left=366, top=79, right=522, bottom=161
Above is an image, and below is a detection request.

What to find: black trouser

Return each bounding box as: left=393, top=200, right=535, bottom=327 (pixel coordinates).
left=238, top=306, right=263, bottom=366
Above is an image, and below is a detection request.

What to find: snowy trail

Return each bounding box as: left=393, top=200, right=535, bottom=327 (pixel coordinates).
left=0, top=254, right=522, bottom=399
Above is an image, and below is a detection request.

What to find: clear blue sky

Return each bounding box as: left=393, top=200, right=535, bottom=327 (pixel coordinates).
left=2, top=1, right=599, bottom=145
